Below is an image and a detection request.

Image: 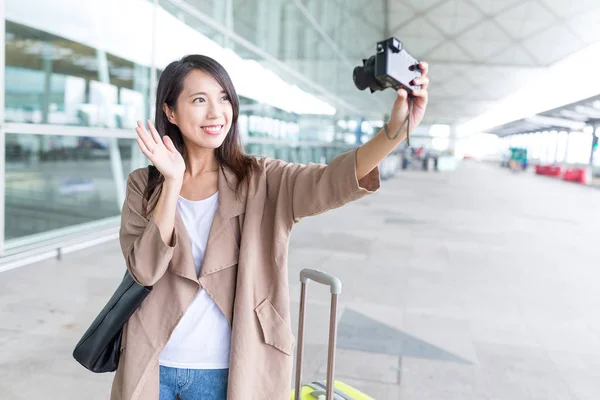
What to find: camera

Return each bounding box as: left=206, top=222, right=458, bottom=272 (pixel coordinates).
left=353, top=37, right=421, bottom=94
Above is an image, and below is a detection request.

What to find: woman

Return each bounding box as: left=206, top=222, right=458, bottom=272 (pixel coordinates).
left=111, top=54, right=429, bottom=400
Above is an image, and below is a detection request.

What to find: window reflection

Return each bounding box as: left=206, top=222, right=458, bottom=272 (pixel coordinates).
left=4, top=128, right=351, bottom=241
left=5, top=21, right=150, bottom=128
left=4, top=133, right=139, bottom=240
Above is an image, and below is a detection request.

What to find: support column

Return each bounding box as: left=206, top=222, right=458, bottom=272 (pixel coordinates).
left=224, top=0, right=234, bottom=51
left=97, top=50, right=125, bottom=208
left=449, top=123, right=458, bottom=154
left=268, top=0, right=282, bottom=57
left=590, top=123, right=598, bottom=166
left=553, top=132, right=560, bottom=163
left=563, top=131, right=570, bottom=164
left=333, top=1, right=342, bottom=96
left=96, top=53, right=109, bottom=85
left=149, top=0, right=158, bottom=121
left=133, top=64, right=150, bottom=122
left=212, top=0, right=224, bottom=46
left=212, top=0, right=234, bottom=50
left=257, top=0, right=282, bottom=57
left=283, top=4, right=299, bottom=68
left=256, top=0, right=267, bottom=51
left=41, top=43, right=53, bottom=124
left=317, top=0, right=332, bottom=88
left=302, top=0, right=320, bottom=79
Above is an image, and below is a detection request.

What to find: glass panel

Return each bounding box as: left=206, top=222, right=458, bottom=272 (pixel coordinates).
left=156, top=0, right=382, bottom=141
left=243, top=140, right=351, bottom=164
left=229, top=0, right=386, bottom=114
left=4, top=133, right=140, bottom=240
left=5, top=21, right=151, bottom=127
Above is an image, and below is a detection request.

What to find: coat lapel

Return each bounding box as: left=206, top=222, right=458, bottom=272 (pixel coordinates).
left=167, top=211, right=198, bottom=283
left=200, top=165, right=246, bottom=277
left=198, top=165, right=247, bottom=325
left=156, top=165, right=247, bottom=324
left=161, top=165, right=246, bottom=284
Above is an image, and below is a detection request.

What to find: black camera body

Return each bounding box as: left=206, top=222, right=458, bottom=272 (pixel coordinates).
left=353, top=37, right=421, bottom=94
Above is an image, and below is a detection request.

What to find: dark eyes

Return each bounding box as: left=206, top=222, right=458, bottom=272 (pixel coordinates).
left=192, top=95, right=229, bottom=103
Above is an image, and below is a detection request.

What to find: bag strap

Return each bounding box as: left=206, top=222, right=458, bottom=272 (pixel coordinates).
left=148, top=164, right=159, bottom=187
left=142, top=165, right=160, bottom=214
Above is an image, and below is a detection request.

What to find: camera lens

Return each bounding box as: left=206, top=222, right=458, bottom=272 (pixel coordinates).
left=353, top=67, right=370, bottom=91
left=353, top=56, right=377, bottom=91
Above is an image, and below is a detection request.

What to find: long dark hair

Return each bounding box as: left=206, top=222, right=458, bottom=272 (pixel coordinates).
left=143, top=54, right=256, bottom=214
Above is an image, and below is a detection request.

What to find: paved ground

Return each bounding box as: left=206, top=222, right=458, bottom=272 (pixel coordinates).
left=1, top=160, right=599, bottom=399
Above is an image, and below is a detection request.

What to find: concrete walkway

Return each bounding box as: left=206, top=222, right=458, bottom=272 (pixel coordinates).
left=1, top=160, right=599, bottom=399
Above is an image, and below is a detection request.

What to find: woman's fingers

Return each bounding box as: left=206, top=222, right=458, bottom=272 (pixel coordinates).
left=419, top=61, right=429, bottom=77
left=147, top=120, right=162, bottom=144
left=411, top=87, right=428, bottom=99
left=163, top=135, right=177, bottom=153
left=412, top=76, right=429, bottom=90
left=136, top=137, right=152, bottom=158
left=136, top=121, right=155, bottom=153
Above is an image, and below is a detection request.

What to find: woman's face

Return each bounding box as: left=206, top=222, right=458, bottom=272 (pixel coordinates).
left=165, top=69, right=233, bottom=150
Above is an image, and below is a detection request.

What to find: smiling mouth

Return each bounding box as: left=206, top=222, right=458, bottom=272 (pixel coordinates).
left=201, top=125, right=224, bottom=135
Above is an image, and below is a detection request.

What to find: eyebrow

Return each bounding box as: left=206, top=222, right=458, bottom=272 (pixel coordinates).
left=189, top=90, right=227, bottom=97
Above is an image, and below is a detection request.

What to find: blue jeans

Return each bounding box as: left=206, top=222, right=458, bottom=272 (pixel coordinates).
left=159, top=366, right=228, bottom=400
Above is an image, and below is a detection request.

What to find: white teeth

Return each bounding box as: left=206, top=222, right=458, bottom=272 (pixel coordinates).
left=202, top=125, right=222, bottom=133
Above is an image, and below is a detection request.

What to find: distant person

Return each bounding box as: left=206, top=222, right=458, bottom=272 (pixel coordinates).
left=110, top=54, right=430, bottom=400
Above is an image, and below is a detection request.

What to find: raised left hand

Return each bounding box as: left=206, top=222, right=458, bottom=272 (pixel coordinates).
left=388, top=61, right=429, bottom=135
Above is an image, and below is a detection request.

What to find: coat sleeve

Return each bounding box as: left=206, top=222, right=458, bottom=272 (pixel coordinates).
left=119, top=169, right=178, bottom=286
left=264, top=149, right=380, bottom=226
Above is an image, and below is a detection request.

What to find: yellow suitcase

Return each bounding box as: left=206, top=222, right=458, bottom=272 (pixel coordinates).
left=290, top=269, right=375, bottom=400
left=290, top=380, right=374, bottom=400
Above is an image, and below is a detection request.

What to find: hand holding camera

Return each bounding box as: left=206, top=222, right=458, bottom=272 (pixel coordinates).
left=388, top=61, right=429, bottom=142
left=354, top=37, right=429, bottom=144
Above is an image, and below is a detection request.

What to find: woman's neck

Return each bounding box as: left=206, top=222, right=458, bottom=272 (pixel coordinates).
left=183, top=146, right=219, bottom=178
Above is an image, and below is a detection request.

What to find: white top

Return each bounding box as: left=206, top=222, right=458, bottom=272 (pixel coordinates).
left=158, top=192, right=232, bottom=369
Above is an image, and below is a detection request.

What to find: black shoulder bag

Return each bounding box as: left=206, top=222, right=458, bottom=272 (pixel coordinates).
left=72, top=166, right=159, bottom=373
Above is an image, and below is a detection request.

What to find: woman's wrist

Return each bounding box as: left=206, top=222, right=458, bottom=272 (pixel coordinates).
left=384, top=119, right=407, bottom=141
left=162, top=178, right=183, bottom=195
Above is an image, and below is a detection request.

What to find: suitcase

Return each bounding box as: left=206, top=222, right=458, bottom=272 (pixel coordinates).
left=290, top=269, right=375, bottom=400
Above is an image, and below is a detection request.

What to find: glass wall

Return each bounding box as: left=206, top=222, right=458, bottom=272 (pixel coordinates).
left=5, top=21, right=151, bottom=128
left=2, top=0, right=368, bottom=251
left=5, top=133, right=135, bottom=240
left=500, top=130, right=595, bottom=166
left=158, top=0, right=387, bottom=115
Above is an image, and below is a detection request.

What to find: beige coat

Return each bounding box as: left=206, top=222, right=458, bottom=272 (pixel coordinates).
left=110, top=149, right=380, bottom=400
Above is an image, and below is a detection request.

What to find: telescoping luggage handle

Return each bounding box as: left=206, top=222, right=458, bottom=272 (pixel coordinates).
left=294, top=269, right=342, bottom=400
